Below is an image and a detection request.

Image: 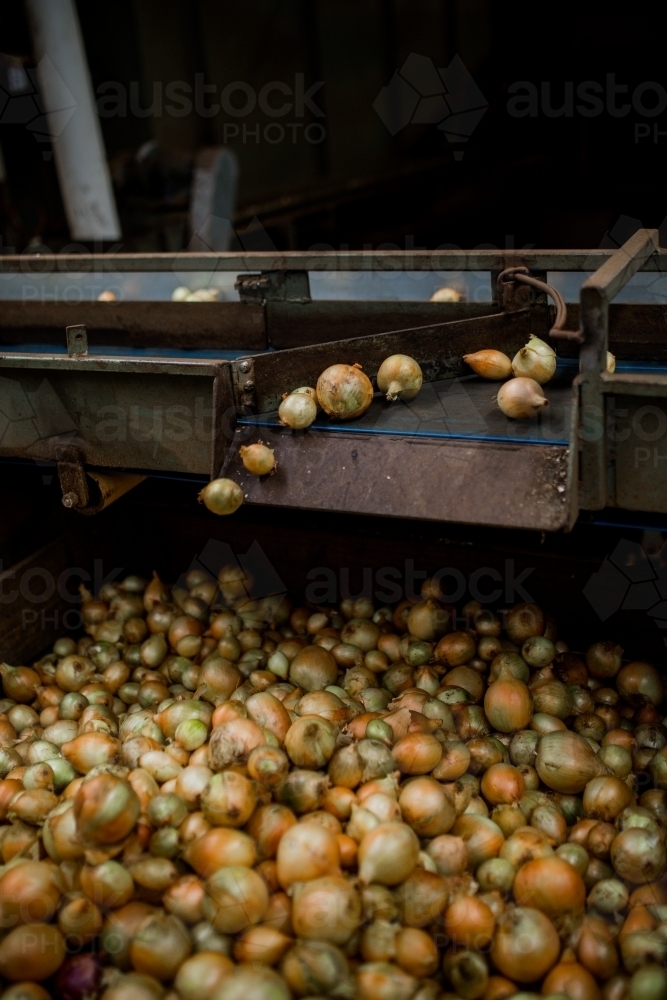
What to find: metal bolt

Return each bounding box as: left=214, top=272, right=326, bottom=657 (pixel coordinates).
left=243, top=380, right=255, bottom=392
left=62, top=491, right=79, bottom=508
left=239, top=361, right=251, bottom=373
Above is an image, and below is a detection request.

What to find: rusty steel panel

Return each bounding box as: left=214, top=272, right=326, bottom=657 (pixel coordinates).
left=0, top=301, right=267, bottom=351
left=0, top=356, right=234, bottom=476
left=247, top=311, right=531, bottom=412
left=266, top=301, right=498, bottom=348
left=2, top=249, right=667, bottom=273
left=225, top=428, right=571, bottom=531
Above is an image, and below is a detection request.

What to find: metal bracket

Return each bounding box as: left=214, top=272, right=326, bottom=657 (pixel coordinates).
left=231, top=356, right=257, bottom=411
left=56, top=445, right=90, bottom=509
left=66, top=324, right=88, bottom=357
left=493, top=268, right=531, bottom=312
left=235, top=270, right=311, bottom=304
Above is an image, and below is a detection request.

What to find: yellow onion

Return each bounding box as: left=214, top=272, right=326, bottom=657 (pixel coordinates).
left=376, top=354, right=423, bottom=402
left=617, top=662, right=664, bottom=706
left=62, top=732, right=120, bottom=773
left=480, top=763, right=525, bottom=805
left=80, top=860, right=134, bottom=911
left=58, top=895, right=103, bottom=946
left=0, top=922, right=66, bottom=981
left=586, top=641, right=623, bottom=679
left=200, top=771, right=256, bottom=827
left=277, top=820, right=340, bottom=886
left=202, top=865, right=269, bottom=933
left=451, top=815, right=505, bottom=869
left=577, top=913, right=620, bottom=980
left=497, top=377, right=548, bottom=419
left=199, top=478, right=243, bottom=515
left=513, top=855, right=586, bottom=918
left=239, top=443, right=276, bottom=476
left=611, top=827, right=667, bottom=883
left=74, top=773, right=140, bottom=845
left=444, top=894, right=495, bottom=948
left=355, top=963, right=416, bottom=1000
left=289, top=645, right=337, bottom=691
left=542, top=959, right=601, bottom=1000
left=491, top=905, right=560, bottom=983
left=463, top=349, right=512, bottom=380
left=583, top=775, right=633, bottom=821
left=284, top=715, right=337, bottom=768
left=184, top=826, right=257, bottom=877
left=484, top=678, right=532, bottom=733
left=511, top=335, right=556, bottom=384
left=358, top=822, right=419, bottom=885
left=0, top=664, right=41, bottom=703
left=536, top=730, right=608, bottom=793
left=317, top=363, right=373, bottom=420
left=426, top=833, right=468, bottom=875
left=278, top=391, right=317, bottom=429
left=393, top=926, right=438, bottom=978
left=246, top=691, right=291, bottom=742
left=129, top=911, right=192, bottom=981
left=291, top=874, right=361, bottom=945
left=392, top=733, right=442, bottom=775
left=280, top=939, right=351, bottom=997
left=208, top=718, right=265, bottom=770
left=0, top=860, right=65, bottom=926
left=397, top=777, right=454, bottom=836
left=234, top=924, right=292, bottom=965
left=174, top=951, right=234, bottom=1000
left=435, top=631, right=476, bottom=667
left=207, top=966, right=290, bottom=1000
left=394, top=868, right=449, bottom=927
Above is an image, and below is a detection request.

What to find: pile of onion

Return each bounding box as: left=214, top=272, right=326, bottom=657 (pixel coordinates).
left=1, top=568, right=666, bottom=1000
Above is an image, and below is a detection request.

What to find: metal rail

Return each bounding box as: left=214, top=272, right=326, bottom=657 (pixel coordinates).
left=1, top=248, right=667, bottom=273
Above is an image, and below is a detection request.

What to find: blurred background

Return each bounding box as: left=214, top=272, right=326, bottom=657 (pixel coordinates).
left=1, top=0, right=666, bottom=255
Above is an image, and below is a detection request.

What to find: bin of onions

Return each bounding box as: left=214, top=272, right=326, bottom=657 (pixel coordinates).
left=1, top=570, right=667, bottom=1000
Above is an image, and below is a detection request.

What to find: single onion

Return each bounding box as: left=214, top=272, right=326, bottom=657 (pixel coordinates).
left=278, top=391, right=317, bottom=429
left=463, top=349, right=512, bottom=380
left=358, top=822, right=419, bottom=885
left=511, top=335, right=556, bottom=384
left=444, top=894, right=495, bottom=948
left=586, top=641, right=623, bottom=679
left=289, top=878, right=361, bottom=951
left=199, top=478, right=243, bottom=515
left=239, top=443, right=276, bottom=476
left=277, top=820, right=340, bottom=886
left=536, top=730, right=608, bottom=793
left=202, top=865, right=268, bottom=934
left=497, top=377, right=548, bottom=419
left=376, top=354, right=423, bottom=402
left=317, top=363, right=374, bottom=420
left=542, top=959, right=602, bottom=1000
left=484, top=678, right=533, bottom=733
left=491, top=905, right=560, bottom=983
left=616, top=662, right=664, bottom=706
left=513, top=855, right=586, bottom=918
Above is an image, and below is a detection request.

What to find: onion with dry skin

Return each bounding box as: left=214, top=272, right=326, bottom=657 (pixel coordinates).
left=199, top=478, right=243, bottom=515
left=463, top=349, right=512, bottom=380
left=376, top=354, right=423, bottom=402
left=316, top=363, right=374, bottom=420
left=239, top=443, right=276, bottom=476
left=497, top=377, right=549, bottom=419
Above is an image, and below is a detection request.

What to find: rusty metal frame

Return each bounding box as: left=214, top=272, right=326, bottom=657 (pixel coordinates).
left=1, top=240, right=667, bottom=529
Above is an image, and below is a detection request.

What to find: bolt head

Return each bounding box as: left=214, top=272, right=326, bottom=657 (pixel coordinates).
left=62, top=491, right=79, bottom=508
left=239, top=361, right=250, bottom=373
left=243, top=380, right=255, bottom=392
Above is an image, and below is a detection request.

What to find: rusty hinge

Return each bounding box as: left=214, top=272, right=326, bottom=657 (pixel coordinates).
left=56, top=445, right=90, bottom=509
left=231, top=357, right=256, bottom=411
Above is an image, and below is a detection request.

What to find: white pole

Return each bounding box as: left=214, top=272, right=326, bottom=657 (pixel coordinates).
left=25, top=0, right=121, bottom=241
